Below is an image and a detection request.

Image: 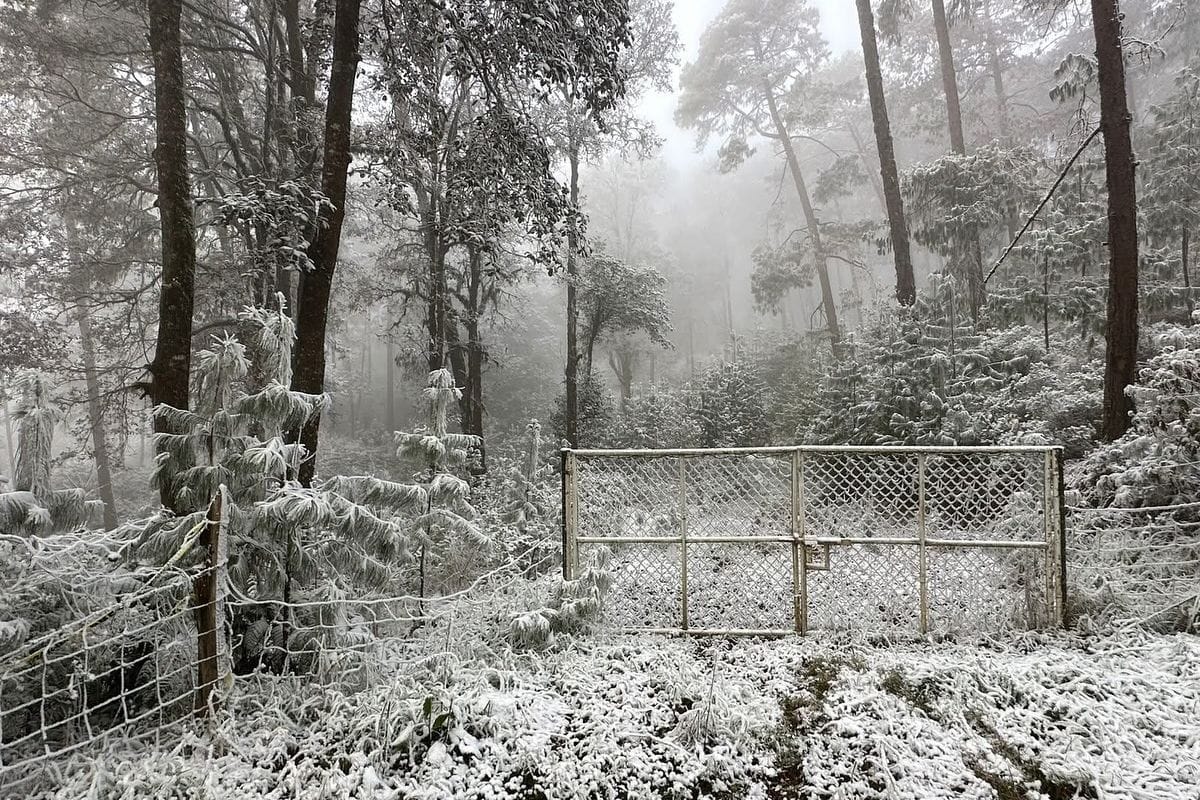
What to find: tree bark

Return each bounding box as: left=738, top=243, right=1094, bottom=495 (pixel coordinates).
left=565, top=135, right=580, bottom=446
left=608, top=348, right=634, bottom=413
left=0, top=390, right=15, bottom=486
left=464, top=246, right=486, bottom=464
left=931, top=0, right=966, bottom=155
left=1182, top=227, right=1192, bottom=316
left=1092, top=0, right=1140, bottom=441
left=764, top=88, right=840, bottom=351
left=147, top=0, right=198, bottom=512
left=289, top=0, right=361, bottom=485
left=855, top=0, right=916, bottom=307
left=982, top=0, right=1010, bottom=140
left=385, top=333, right=396, bottom=432
left=76, top=304, right=119, bottom=529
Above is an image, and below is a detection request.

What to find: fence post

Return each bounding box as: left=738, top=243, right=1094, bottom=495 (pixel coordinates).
left=193, top=486, right=224, bottom=716
left=791, top=449, right=803, bottom=634
left=797, top=450, right=808, bottom=634
left=561, top=449, right=577, bottom=581
left=678, top=457, right=689, bottom=631
left=917, top=454, right=928, bottom=635
left=1057, top=448, right=1068, bottom=626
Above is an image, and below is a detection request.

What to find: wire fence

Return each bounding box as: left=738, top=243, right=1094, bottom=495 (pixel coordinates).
left=0, top=482, right=562, bottom=796
left=563, top=446, right=1068, bottom=636
left=3, top=455, right=1200, bottom=793
left=1066, top=502, right=1200, bottom=630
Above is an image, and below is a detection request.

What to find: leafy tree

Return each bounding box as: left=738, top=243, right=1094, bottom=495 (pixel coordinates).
left=676, top=0, right=842, bottom=352
left=902, top=143, right=1040, bottom=320
left=539, top=0, right=678, bottom=447
left=750, top=237, right=815, bottom=315
left=577, top=253, right=673, bottom=377
left=551, top=371, right=616, bottom=447
left=1142, top=61, right=1200, bottom=296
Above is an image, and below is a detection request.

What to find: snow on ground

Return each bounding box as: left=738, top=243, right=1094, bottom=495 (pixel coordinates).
left=28, top=630, right=1200, bottom=800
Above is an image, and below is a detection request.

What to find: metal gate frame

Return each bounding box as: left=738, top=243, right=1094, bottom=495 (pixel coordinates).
left=561, top=445, right=1068, bottom=635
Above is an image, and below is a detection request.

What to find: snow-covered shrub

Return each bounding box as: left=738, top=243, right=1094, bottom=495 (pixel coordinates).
left=1075, top=328, right=1200, bottom=511
left=509, top=546, right=612, bottom=649
left=803, top=303, right=1098, bottom=449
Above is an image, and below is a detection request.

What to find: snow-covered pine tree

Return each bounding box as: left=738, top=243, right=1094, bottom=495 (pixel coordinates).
left=137, top=301, right=429, bottom=672
left=394, top=368, right=485, bottom=602
left=0, top=373, right=95, bottom=534
left=497, top=419, right=557, bottom=575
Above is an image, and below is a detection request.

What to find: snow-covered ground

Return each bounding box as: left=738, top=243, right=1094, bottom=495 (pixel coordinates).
left=28, top=629, right=1199, bottom=800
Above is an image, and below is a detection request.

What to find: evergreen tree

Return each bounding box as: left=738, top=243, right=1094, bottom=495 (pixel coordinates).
left=0, top=374, right=95, bottom=535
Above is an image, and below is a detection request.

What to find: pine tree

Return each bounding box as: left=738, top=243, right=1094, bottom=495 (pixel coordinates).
left=394, top=368, right=485, bottom=602
left=138, top=302, right=431, bottom=672
left=0, top=374, right=95, bottom=535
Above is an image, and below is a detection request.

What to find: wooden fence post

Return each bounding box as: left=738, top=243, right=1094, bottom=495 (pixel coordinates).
left=193, top=487, right=223, bottom=715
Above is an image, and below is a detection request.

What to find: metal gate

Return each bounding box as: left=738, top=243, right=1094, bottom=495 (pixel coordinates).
left=561, top=446, right=1067, bottom=635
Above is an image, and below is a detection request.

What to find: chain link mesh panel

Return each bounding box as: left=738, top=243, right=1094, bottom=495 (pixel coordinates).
left=566, top=447, right=1064, bottom=636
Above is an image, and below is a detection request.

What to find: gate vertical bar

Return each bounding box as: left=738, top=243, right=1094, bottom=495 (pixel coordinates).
left=561, top=449, right=578, bottom=581
left=678, top=457, right=689, bottom=631
left=1055, top=447, right=1068, bottom=626
left=917, top=453, right=928, bottom=634
left=1044, top=451, right=1054, bottom=627
left=797, top=450, right=808, bottom=634
left=791, top=449, right=801, bottom=633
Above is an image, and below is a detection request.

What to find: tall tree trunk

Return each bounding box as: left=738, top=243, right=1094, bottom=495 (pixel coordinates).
left=1092, top=0, right=1140, bottom=442
left=1182, top=227, right=1191, bottom=316
left=465, top=247, right=486, bottom=461
left=764, top=89, right=840, bottom=351
left=564, top=134, right=581, bottom=446
left=583, top=313, right=601, bottom=379
left=76, top=303, right=119, bottom=529
left=0, top=389, right=15, bottom=486
left=443, top=320, right=471, bottom=439
left=289, top=0, right=361, bottom=486
left=855, top=0, right=916, bottom=307
left=385, top=333, right=396, bottom=432
left=931, top=0, right=966, bottom=155
left=608, top=349, right=634, bottom=413
left=982, top=0, right=1010, bottom=140
left=147, top=0, right=197, bottom=512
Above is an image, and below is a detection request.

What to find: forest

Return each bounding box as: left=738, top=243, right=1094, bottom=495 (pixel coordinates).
left=0, top=0, right=1198, bottom=797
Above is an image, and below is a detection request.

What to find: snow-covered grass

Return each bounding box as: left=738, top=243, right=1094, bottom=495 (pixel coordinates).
left=26, top=628, right=1199, bottom=800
